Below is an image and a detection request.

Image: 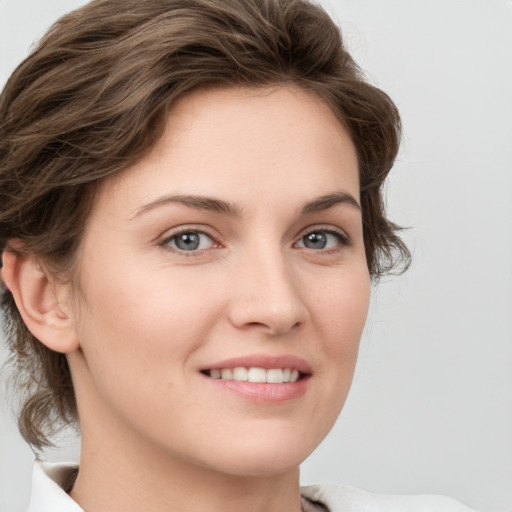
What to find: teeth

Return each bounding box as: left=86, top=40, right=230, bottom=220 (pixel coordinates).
left=221, top=369, right=233, bottom=380
left=208, top=367, right=302, bottom=384
left=233, top=367, right=248, bottom=381
left=247, top=367, right=267, bottom=383
left=266, top=368, right=284, bottom=383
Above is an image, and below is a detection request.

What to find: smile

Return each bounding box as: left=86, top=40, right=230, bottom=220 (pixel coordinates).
left=200, top=354, right=312, bottom=401
left=203, top=367, right=301, bottom=383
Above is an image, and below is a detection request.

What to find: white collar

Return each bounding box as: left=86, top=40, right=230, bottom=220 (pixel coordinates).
left=301, top=483, right=476, bottom=512
left=27, top=460, right=475, bottom=512
left=26, top=461, right=329, bottom=512
left=28, top=460, right=83, bottom=512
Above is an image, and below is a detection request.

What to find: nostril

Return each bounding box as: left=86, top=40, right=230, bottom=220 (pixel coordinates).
left=240, top=320, right=302, bottom=335
left=226, top=275, right=309, bottom=334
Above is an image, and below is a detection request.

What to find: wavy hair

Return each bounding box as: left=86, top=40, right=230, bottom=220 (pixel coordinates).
left=0, top=0, right=410, bottom=449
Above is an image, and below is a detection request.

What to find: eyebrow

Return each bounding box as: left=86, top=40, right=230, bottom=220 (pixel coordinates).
left=301, top=192, right=361, bottom=214
left=131, top=194, right=243, bottom=219
left=131, top=190, right=360, bottom=219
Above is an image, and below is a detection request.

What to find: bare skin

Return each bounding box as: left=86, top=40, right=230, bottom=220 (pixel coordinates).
left=3, top=85, right=370, bottom=512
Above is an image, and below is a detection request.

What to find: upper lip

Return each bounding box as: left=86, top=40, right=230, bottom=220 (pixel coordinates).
left=200, top=354, right=312, bottom=374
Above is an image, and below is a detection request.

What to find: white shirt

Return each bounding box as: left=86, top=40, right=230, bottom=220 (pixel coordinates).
left=27, top=460, right=478, bottom=512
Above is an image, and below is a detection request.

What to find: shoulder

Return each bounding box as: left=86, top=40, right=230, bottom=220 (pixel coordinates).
left=301, top=483, right=478, bottom=512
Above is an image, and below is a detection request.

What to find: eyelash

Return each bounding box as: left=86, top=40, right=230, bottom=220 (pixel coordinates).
left=295, top=227, right=351, bottom=253
left=159, top=228, right=220, bottom=257
left=158, top=226, right=350, bottom=257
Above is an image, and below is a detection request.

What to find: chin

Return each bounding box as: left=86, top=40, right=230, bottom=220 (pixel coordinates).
left=206, top=450, right=304, bottom=478
left=191, top=427, right=321, bottom=478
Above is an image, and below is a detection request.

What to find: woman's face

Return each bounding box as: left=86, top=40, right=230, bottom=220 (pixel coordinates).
left=67, top=85, right=370, bottom=476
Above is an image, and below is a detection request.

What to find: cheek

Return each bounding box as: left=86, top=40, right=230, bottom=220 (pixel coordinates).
left=300, top=269, right=370, bottom=449
left=73, top=260, right=221, bottom=386
left=308, top=267, right=370, bottom=410
left=70, top=269, right=215, bottom=432
left=313, top=268, right=371, bottom=350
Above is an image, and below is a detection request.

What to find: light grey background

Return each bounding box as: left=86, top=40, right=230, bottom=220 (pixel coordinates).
left=1, top=1, right=511, bottom=511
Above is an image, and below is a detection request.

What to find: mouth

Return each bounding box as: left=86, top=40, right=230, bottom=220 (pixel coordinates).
left=201, top=367, right=305, bottom=384
left=199, top=355, right=312, bottom=402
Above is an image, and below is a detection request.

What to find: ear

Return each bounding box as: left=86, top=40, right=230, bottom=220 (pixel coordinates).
left=1, top=249, right=80, bottom=354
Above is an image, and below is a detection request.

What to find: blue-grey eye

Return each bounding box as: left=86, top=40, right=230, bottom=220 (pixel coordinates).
left=297, top=230, right=344, bottom=250
left=168, top=231, right=214, bottom=251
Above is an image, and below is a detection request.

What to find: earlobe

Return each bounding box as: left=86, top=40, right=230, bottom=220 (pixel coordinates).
left=1, top=250, right=80, bottom=354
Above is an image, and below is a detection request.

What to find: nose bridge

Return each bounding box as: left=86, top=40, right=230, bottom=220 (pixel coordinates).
left=228, top=240, right=309, bottom=334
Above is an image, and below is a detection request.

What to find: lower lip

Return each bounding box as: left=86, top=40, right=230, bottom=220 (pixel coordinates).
left=204, top=375, right=310, bottom=403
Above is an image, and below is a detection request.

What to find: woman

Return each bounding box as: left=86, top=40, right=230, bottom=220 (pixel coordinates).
left=0, top=0, right=477, bottom=511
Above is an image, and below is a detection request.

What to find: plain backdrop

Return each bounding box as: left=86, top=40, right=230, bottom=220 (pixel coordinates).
left=1, top=1, right=511, bottom=511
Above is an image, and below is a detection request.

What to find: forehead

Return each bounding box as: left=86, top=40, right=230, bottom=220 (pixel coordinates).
left=92, top=85, right=359, bottom=217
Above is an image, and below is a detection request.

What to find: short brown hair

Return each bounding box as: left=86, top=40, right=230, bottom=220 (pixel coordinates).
left=0, top=0, right=409, bottom=450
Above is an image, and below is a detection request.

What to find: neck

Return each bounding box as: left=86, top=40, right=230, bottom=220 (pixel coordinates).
left=70, top=425, right=303, bottom=512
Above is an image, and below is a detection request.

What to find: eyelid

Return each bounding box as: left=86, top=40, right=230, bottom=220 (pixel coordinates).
left=294, top=225, right=351, bottom=250
left=156, top=223, right=351, bottom=256
left=158, top=225, right=223, bottom=255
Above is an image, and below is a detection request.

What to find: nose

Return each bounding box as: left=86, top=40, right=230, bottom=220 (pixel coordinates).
left=227, top=246, right=310, bottom=336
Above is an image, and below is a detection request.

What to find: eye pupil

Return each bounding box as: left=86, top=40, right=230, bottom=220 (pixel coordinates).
left=303, top=232, right=327, bottom=249
left=175, top=232, right=200, bottom=250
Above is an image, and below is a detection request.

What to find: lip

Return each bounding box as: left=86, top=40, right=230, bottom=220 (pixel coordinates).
left=199, top=354, right=312, bottom=403
left=200, top=354, right=313, bottom=373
